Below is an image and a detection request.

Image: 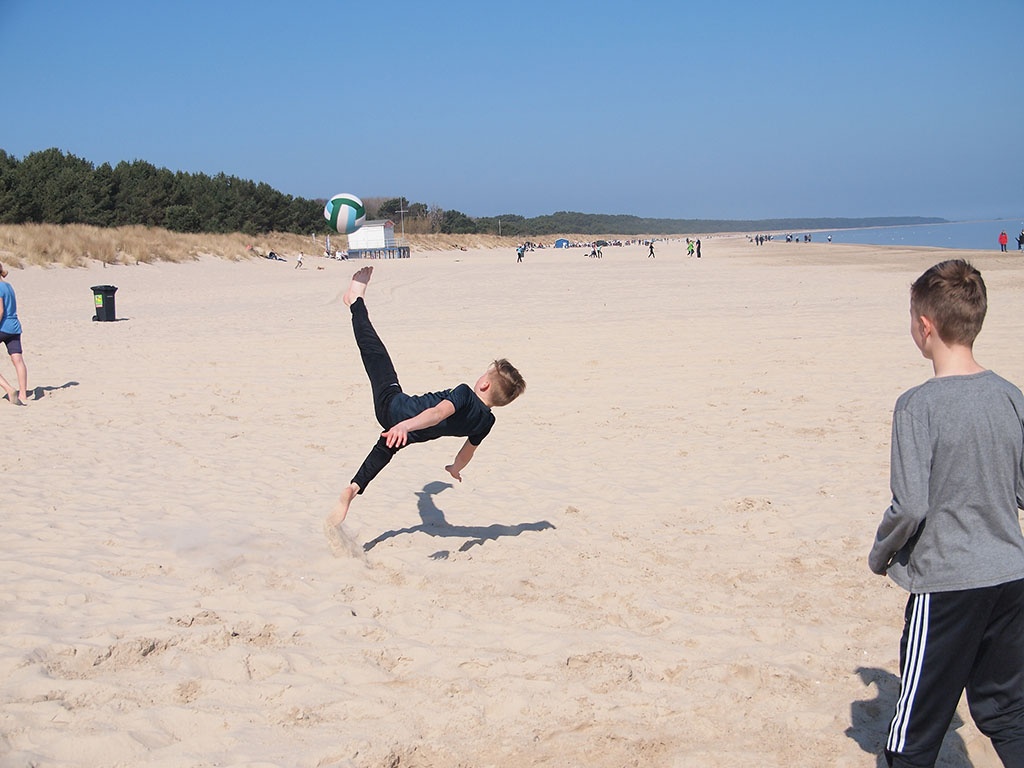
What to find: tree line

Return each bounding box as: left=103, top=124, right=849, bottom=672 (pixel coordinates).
left=0, top=148, right=945, bottom=237
left=0, top=148, right=489, bottom=236
left=0, top=148, right=320, bottom=234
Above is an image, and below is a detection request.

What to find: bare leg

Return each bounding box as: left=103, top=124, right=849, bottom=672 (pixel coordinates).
left=11, top=353, right=27, bottom=403
left=343, top=266, right=373, bottom=306
left=0, top=370, right=18, bottom=405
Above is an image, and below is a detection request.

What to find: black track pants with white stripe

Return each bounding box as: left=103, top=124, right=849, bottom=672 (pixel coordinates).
left=886, top=579, right=1024, bottom=768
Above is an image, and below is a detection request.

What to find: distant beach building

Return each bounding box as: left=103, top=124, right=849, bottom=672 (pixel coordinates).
left=347, top=219, right=410, bottom=259
left=554, top=238, right=570, bottom=248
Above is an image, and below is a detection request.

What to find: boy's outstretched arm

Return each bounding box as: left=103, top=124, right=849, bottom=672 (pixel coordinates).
left=868, top=409, right=931, bottom=574
left=382, top=399, right=456, bottom=448
left=446, top=439, right=477, bottom=482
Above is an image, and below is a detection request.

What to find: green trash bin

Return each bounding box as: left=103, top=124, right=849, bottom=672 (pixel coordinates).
left=91, top=285, right=118, bottom=322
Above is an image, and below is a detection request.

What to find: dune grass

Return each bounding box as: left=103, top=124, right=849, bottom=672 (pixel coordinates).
left=0, top=225, right=338, bottom=269
left=0, top=224, right=335, bottom=268
left=0, top=223, right=631, bottom=270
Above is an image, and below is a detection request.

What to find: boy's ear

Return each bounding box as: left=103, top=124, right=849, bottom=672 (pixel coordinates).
left=919, top=314, right=935, bottom=339
left=479, top=379, right=491, bottom=391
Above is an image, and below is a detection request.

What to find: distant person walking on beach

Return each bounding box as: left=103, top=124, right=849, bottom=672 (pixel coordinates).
left=695, top=239, right=702, bottom=258
left=999, top=230, right=1008, bottom=252
left=648, top=242, right=655, bottom=258
left=1018, top=230, right=1024, bottom=251
left=325, top=266, right=526, bottom=531
left=516, top=245, right=524, bottom=263
left=687, top=240, right=695, bottom=257
left=0, top=263, right=28, bottom=406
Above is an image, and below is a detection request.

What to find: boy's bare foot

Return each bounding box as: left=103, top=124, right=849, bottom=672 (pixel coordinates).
left=326, top=484, right=359, bottom=528
left=325, top=485, right=362, bottom=556
left=343, top=266, right=373, bottom=306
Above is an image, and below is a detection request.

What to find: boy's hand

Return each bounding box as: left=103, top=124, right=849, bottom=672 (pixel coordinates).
left=445, top=465, right=462, bottom=482
left=381, top=402, right=454, bottom=449
left=382, top=424, right=410, bottom=448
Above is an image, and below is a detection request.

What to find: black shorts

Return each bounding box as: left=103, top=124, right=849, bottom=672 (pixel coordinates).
left=0, top=332, right=22, bottom=355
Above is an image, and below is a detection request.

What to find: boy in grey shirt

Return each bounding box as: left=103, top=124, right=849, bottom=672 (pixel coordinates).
left=870, top=260, right=1024, bottom=767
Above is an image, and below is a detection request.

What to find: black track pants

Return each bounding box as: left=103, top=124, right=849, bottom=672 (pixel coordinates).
left=886, top=579, right=1024, bottom=768
left=349, top=297, right=402, bottom=493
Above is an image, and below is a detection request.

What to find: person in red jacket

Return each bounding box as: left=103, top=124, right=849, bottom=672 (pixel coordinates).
left=999, top=230, right=1009, bottom=252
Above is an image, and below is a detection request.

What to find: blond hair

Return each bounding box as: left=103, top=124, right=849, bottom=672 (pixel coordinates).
left=487, top=359, right=526, bottom=406
left=911, top=259, right=987, bottom=346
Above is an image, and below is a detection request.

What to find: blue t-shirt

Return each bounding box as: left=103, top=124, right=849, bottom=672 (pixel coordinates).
left=0, top=282, right=21, bottom=335
left=388, top=383, right=495, bottom=445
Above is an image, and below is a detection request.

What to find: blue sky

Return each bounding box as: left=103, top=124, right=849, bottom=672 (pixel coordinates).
left=1, top=1, right=1021, bottom=220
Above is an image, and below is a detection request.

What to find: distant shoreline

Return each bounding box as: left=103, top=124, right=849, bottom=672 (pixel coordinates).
left=810, top=216, right=1016, bottom=233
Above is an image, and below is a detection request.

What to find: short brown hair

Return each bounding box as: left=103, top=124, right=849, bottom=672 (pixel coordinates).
left=488, top=359, right=526, bottom=406
left=910, top=259, right=987, bottom=346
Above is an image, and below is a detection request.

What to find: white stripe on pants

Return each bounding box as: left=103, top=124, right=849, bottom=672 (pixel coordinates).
left=888, top=592, right=930, bottom=754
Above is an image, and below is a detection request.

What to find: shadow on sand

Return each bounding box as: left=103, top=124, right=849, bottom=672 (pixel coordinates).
left=5, top=381, right=80, bottom=404
left=847, top=666, right=974, bottom=767
left=27, top=381, right=80, bottom=401
left=363, top=480, right=555, bottom=557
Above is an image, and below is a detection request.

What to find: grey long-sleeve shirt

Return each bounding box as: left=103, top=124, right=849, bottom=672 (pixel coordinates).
left=869, top=370, right=1024, bottom=593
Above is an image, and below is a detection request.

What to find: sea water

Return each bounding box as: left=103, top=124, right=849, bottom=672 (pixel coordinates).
left=803, top=219, right=1024, bottom=251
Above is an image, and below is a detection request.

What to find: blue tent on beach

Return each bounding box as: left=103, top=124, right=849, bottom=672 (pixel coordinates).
left=554, top=238, right=569, bottom=248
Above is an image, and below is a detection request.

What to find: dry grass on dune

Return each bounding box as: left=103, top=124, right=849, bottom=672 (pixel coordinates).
left=0, top=224, right=318, bottom=269
left=0, top=224, right=678, bottom=269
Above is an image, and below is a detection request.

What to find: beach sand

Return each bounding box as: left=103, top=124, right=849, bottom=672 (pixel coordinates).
left=3, top=238, right=1022, bottom=767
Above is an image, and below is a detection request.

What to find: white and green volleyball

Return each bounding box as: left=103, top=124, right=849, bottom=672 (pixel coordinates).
left=324, top=193, right=366, bottom=235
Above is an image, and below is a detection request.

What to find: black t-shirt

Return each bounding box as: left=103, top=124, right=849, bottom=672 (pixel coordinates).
left=389, top=383, right=494, bottom=445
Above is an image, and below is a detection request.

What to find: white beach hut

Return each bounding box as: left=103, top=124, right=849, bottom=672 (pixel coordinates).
left=347, top=220, right=395, bottom=250
left=345, top=219, right=410, bottom=259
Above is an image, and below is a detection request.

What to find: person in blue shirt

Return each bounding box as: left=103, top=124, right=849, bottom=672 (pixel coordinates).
left=326, top=266, right=525, bottom=531
left=0, top=263, right=28, bottom=406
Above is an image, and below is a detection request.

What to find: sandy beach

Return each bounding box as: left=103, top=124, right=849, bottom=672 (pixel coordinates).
left=2, top=238, right=1022, bottom=767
